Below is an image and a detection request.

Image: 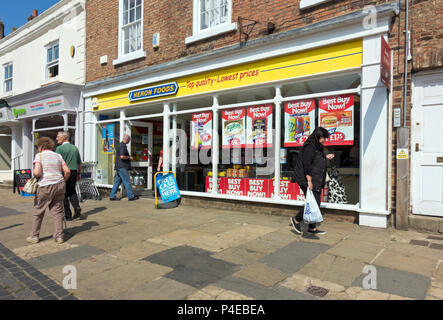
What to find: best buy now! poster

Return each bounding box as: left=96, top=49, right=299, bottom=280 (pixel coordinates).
left=222, top=108, right=246, bottom=149
left=284, top=99, right=315, bottom=147
left=318, top=94, right=354, bottom=146
left=246, top=104, right=273, bottom=148
left=191, top=111, right=212, bottom=150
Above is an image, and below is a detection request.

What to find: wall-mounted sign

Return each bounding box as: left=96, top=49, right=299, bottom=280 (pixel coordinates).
left=70, top=45, right=75, bottom=58
left=393, top=107, right=401, bottom=128
left=12, top=96, right=66, bottom=119
left=396, top=148, right=409, bottom=160
left=222, top=108, right=246, bottom=149
left=246, top=104, right=273, bottom=148
left=380, top=35, right=391, bottom=90
left=318, top=94, right=354, bottom=146
left=128, top=82, right=179, bottom=102
left=191, top=111, right=212, bottom=150
left=284, top=99, right=315, bottom=147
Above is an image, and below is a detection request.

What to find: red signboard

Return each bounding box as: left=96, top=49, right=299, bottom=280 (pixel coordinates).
left=380, top=36, right=391, bottom=90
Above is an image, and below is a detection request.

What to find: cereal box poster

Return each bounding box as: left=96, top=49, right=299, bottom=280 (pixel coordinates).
left=284, top=99, right=315, bottom=147
left=222, top=108, right=246, bottom=149
left=246, top=104, right=273, bottom=148
left=318, top=94, right=354, bottom=146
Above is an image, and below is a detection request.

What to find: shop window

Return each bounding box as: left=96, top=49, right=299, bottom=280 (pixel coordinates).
left=282, top=93, right=360, bottom=204
left=68, top=114, right=77, bottom=127
left=218, top=86, right=275, bottom=106
left=46, top=42, right=59, bottom=79
left=34, top=115, right=64, bottom=130
left=3, top=63, right=13, bottom=93
left=186, top=0, right=236, bottom=44
left=96, top=123, right=120, bottom=185
left=0, top=126, right=12, bottom=171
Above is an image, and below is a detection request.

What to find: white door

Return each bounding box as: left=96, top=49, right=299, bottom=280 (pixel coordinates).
left=411, top=71, right=443, bottom=217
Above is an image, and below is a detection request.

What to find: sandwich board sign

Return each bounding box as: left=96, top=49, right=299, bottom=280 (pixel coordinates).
left=156, top=173, right=181, bottom=203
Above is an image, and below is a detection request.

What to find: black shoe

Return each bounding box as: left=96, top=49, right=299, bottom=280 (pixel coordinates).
left=128, top=196, right=139, bottom=201
left=290, top=216, right=302, bottom=234
left=65, top=216, right=73, bottom=221
left=307, top=229, right=326, bottom=235
left=73, top=208, right=82, bottom=220
left=110, top=198, right=120, bottom=201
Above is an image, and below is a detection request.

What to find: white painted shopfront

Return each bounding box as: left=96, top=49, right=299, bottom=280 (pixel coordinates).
left=83, top=4, right=398, bottom=228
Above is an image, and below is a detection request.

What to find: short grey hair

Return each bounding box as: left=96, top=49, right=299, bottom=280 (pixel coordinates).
left=123, top=134, right=131, bottom=142
left=58, top=131, right=70, bottom=140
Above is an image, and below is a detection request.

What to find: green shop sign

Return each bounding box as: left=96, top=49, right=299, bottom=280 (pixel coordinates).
left=13, top=108, right=26, bottom=118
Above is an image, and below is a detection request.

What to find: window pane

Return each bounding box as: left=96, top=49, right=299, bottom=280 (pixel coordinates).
left=0, top=136, right=12, bottom=170
left=200, top=12, right=208, bottom=30
left=54, top=45, right=59, bottom=60
left=124, top=39, right=129, bottom=54
left=130, top=0, right=135, bottom=8
left=124, top=0, right=129, bottom=11
left=123, top=9, right=128, bottom=25
left=48, top=48, right=53, bottom=63
left=136, top=5, right=141, bottom=20
left=130, top=8, right=135, bottom=22
left=136, top=0, right=141, bottom=6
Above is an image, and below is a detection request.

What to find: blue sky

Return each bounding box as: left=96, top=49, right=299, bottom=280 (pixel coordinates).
left=1, top=0, right=60, bottom=36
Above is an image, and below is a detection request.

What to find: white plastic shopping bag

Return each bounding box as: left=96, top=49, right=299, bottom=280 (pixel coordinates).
left=303, top=189, right=323, bottom=223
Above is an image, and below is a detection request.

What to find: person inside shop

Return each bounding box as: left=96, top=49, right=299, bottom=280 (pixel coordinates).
left=290, top=127, right=335, bottom=235
left=110, top=134, right=139, bottom=201
left=156, top=149, right=164, bottom=173
left=56, top=131, right=82, bottom=221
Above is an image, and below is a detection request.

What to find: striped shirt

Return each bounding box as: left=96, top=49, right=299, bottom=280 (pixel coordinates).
left=33, top=151, right=66, bottom=187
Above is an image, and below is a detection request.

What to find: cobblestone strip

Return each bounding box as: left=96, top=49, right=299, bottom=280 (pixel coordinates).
left=0, top=242, right=77, bottom=300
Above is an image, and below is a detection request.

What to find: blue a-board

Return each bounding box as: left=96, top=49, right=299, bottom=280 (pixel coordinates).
left=156, top=173, right=181, bottom=203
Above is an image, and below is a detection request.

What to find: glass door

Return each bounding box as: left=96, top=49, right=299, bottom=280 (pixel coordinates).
left=126, top=121, right=154, bottom=191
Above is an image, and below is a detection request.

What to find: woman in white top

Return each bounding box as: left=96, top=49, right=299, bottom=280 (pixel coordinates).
left=27, top=137, right=70, bottom=244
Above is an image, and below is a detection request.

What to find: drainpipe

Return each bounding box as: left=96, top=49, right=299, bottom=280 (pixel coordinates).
left=403, top=0, right=409, bottom=127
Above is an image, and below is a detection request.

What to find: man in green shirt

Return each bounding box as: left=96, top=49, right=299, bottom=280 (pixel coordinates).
left=56, top=131, right=82, bottom=221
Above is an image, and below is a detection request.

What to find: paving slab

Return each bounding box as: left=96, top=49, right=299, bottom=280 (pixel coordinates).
left=351, top=265, right=431, bottom=300
left=215, top=276, right=317, bottom=300
left=238, top=238, right=296, bottom=255
left=117, top=277, right=197, bottom=300
left=233, top=263, right=288, bottom=287
left=211, top=247, right=266, bottom=265
left=298, top=253, right=366, bottom=287
left=259, top=241, right=330, bottom=274
left=108, top=241, right=171, bottom=262
left=216, top=224, right=279, bottom=248
left=187, top=285, right=253, bottom=300
left=26, top=245, right=105, bottom=270
left=326, top=239, right=385, bottom=263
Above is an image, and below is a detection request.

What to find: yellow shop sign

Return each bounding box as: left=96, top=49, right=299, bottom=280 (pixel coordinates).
left=95, top=39, right=362, bottom=110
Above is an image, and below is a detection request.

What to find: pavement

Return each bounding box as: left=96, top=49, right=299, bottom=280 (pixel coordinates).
left=0, top=188, right=442, bottom=300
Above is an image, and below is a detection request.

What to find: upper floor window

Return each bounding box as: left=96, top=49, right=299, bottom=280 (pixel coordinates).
left=113, top=0, right=146, bottom=65
left=46, top=42, right=59, bottom=79
left=186, top=0, right=236, bottom=44
left=3, top=63, right=13, bottom=94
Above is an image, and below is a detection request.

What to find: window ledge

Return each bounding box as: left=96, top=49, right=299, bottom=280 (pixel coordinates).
left=300, top=0, right=332, bottom=10
left=41, top=76, right=60, bottom=87
left=0, top=92, right=13, bottom=99
left=185, top=23, right=238, bottom=45
left=113, top=51, right=147, bottom=66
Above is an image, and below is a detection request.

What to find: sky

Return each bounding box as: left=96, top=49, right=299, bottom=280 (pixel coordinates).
left=0, top=0, right=61, bottom=36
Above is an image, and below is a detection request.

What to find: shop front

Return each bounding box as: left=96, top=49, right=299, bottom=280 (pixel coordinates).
left=85, top=31, right=393, bottom=228
left=5, top=83, right=83, bottom=169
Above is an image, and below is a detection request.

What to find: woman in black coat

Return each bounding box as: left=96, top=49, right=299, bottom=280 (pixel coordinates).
left=290, top=127, right=335, bottom=235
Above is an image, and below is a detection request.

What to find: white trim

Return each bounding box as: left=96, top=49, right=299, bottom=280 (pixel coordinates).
left=300, top=0, right=332, bottom=10
left=185, top=23, right=237, bottom=44
left=113, top=50, right=147, bottom=66
left=115, top=0, right=145, bottom=65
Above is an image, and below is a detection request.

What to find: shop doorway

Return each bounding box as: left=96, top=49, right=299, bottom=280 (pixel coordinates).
left=126, top=120, right=154, bottom=192
left=411, top=71, right=443, bottom=217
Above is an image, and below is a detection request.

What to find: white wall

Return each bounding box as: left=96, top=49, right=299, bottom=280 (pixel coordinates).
left=0, top=0, right=85, bottom=98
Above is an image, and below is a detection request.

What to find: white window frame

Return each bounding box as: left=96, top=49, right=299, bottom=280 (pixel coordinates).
left=3, top=63, right=13, bottom=94
left=185, top=0, right=237, bottom=45
left=113, top=0, right=146, bottom=66
left=46, top=41, right=59, bottom=80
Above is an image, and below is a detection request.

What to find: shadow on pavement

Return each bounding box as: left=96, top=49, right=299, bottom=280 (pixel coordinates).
left=83, top=207, right=107, bottom=217
left=64, top=221, right=100, bottom=240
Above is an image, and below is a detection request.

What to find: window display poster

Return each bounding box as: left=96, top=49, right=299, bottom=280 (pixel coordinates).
left=191, top=111, right=212, bottom=149
left=318, top=94, right=354, bottom=146
left=284, top=99, right=315, bottom=147
left=246, top=104, right=273, bottom=148
left=102, top=124, right=115, bottom=154
left=222, top=108, right=246, bottom=149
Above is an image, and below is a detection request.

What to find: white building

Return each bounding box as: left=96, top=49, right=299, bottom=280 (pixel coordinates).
left=0, top=0, right=86, bottom=183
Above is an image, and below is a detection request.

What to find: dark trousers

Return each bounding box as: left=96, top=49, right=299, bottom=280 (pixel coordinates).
left=64, top=170, right=80, bottom=218
left=295, top=185, right=321, bottom=230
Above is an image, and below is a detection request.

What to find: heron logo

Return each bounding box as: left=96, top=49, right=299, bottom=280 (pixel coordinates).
left=13, top=108, right=26, bottom=118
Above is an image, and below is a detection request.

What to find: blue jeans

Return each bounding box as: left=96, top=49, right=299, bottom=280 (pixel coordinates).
left=110, top=168, right=135, bottom=199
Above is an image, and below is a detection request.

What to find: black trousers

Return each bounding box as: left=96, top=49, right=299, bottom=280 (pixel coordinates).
left=295, top=185, right=321, bottom=230
left=64, top=170, right=80, bottom=218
